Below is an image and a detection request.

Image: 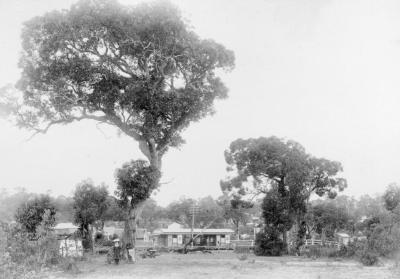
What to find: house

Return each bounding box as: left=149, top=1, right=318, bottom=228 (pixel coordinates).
left=152, top=222, right=234, bottom=248
left=54, top=223, right=83, bottom=257
left=335, top=232, right=351, bottom=246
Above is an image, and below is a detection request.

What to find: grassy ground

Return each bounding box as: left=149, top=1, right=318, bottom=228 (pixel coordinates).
left=48, top=251, right=400, bottom=279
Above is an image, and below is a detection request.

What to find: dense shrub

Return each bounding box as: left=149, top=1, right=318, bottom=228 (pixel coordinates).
left=81, top=238, right=93, bottom=250
left=347, top=224, right=400, bottom=266
left=0, top=210, right=61, bottom=278
left=15, top=195, right=56, bottom=235
left=335, top=229, right=399, bottom=266
left=307, top=245, right=321, bottom=258
left=367, top=225, right=400, bottom=257
left=360, top=251, right=379, bottom=266
left=254, top=229, right=286, bottom=256
left=94, top=234, right=113, bottom=247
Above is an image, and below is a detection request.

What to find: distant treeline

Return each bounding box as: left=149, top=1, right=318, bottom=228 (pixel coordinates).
left=0, top=184, right=396, bottom=237
left=0, top=184, right=260, bottom=234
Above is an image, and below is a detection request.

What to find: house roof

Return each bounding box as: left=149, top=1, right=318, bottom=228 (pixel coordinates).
left=153, top=228, right=234, bottom=235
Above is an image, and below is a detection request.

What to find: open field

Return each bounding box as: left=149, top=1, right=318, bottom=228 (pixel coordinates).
left=48, top=252, right=400, bottom=279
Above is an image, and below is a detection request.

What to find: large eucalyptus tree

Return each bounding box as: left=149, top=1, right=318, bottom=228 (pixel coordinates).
left=3, top=0, right=234, bottom=245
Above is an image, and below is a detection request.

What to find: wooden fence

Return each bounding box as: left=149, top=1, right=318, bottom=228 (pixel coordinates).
left=231, top=240, right=254, bottom=253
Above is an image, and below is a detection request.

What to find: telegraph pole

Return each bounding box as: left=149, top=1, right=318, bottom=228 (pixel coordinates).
left=190, top=203, right=199, bottom=248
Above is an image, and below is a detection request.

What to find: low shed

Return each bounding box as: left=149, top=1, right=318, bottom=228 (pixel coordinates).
left=54, top=223, right=83, bottom=257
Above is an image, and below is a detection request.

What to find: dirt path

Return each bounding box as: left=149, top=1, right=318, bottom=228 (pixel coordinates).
left=50, top=252, right=399, bottom=279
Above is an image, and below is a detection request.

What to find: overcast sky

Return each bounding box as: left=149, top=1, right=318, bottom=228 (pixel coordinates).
left=1, top=0, right=400, bottom=205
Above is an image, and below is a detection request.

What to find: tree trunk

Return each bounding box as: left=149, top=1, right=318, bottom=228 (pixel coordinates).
left=282, top=229, right=287, bottom=247
left=296, top=214, right=306, bottom=253
left=149, top=149, right=162, bottom=171
left=321, top=228, right=326, bottom=244
left=124, top=142, right=162, bottom=261
left=124, top=200, right=147, bottom=262
left=90, top=225, right=94, bottom=254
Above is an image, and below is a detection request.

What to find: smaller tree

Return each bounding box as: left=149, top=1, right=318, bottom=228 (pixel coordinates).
left=73, top=180, right=108, bottom=247
left=382, top=183, right=400, bottom=232
left=103, top=196, right=126, bottom=222
left=306, top=200, right=350, bottom=239
left=254, top=227, right=286, bottom=256
left=383, top=183, right=400, bottom=213
left=165, top=197, right=196, bottom=227
left=114, top=160, right=160, bottom=253
left=197, top=196, right=225, bottom=228
left=355, top=194, right=387, bottom=221
left=165, top=196, right=225, bottom=228
left=138, top=199, right=165, bottom=231
left=15, top=195, right=56, bottom=236
left=218, top=195, right=253, bottom=239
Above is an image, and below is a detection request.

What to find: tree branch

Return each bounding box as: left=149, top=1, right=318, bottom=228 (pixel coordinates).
left=25, top=110, right=144, bottom=143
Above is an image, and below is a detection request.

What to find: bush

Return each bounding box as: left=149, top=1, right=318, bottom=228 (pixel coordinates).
left=254, top=229, right=286, bottom=256
left=0, top=224, right=56, bottom=279
left=344, top=239, right=368, bottom=258
left=349, top=224, right=400, bottom=265
left=360, top=251, right=379, bottom=266
left=97, top=239, right=113, bottom=247
left=0, top=210, right=62, bottom=278
left=367, top=225, right=400, bottom=257
left=81, top=238, right=92, bottom=250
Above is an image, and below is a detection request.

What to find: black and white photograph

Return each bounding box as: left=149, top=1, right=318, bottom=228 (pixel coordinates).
left=1, top=0, right=400, bottom=278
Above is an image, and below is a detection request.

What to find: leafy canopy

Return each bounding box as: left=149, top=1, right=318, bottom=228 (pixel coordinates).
left=306, top=200, right=351, bottom=238
left=15, top=195, right=56, bottom=235
left=218, top=194, right=254, bottom=228
left=165, top=196, right=225, bottom=228
left=221, top=136, right=347, bottom=250
left=383, top=183, right=400, bottom=213
left=11, top=0, right=234, bottom=160
left=221, top=136, right=347, bottom=200
left=114, top=159, right=161, bottom=208
left=73, top=180, right=109, bottom=230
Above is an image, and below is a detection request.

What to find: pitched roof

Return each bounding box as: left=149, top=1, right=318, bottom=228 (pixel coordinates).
left=153, top=228, right=234, bottom=235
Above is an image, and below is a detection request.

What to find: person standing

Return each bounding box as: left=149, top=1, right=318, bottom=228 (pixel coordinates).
left=112, top=239, right=122, bottom=265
